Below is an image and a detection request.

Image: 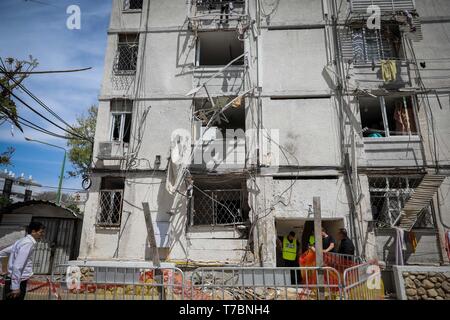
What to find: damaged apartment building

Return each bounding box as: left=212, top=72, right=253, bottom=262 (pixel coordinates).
left=79, top=0, right=450, bottom=288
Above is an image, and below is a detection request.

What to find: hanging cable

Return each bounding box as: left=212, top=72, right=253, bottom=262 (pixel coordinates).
left=0, top=82, right=88, bottom=141
left=0, top=61, right=82, bottom=136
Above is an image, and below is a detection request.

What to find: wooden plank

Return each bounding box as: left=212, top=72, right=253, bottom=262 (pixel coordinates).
left=313, top=197, right=324, bottom=300
left=142, top=202, right=160, bottom=267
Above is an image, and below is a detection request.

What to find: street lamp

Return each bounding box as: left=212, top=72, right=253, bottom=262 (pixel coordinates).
left=25, top=137, right=67, bottom=205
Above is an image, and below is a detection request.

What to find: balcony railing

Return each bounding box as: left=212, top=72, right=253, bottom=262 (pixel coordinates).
left=349, top=0, right=415, bottom=15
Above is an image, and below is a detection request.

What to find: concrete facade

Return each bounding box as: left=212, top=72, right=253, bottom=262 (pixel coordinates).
left=79, top=0, right=450, bottom=272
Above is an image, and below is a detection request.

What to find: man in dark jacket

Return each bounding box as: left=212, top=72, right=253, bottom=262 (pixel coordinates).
left=337, top=228, right=355, bottom=255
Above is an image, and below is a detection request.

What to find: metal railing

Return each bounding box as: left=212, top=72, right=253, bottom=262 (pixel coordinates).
left=188, top=267, right=342, bottom=300
left=47, top=264, right=185, bottom=300
left=343, top=263, right=384, bottom=300
left=323, top=252, right=363, bottom=273
left=20, top=260, right=384, bottom=300
left=349, top=0, right=415, bottom=15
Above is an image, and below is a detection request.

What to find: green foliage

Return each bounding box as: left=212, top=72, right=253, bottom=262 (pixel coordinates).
left=0, top=147, right=15, bottom=167
left=66, top=105, right=97, bottom=178
left=0, top=195, right=12, bottom=209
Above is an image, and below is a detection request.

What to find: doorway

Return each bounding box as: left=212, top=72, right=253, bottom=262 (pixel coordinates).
left=275, top=218, right=345, bottom=267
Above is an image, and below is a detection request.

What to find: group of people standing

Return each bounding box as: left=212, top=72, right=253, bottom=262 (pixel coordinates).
left=277, top=227, right=356, bottom=284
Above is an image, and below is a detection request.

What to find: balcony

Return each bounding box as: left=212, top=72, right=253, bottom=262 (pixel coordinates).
left=349, top=0, right=415, bottom=15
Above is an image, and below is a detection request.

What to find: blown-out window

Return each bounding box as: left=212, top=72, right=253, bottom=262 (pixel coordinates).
left=359, top=96, right=418, bottom=138
left=110, top=99, right=133, bottom=143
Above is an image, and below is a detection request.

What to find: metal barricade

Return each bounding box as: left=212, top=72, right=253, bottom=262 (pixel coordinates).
left=188, top=267, right=342, bottom=300
left=49, top=263, right=185, bottom=300
left=323, top=252, right=362, bottom=274
left=343, top=263, right=384, bottom=300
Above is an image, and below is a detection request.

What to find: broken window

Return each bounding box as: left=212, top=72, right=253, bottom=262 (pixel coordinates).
left=352, top=25, right=402, bottom=64
left=189, top=177, right=249, bottom=226
left=123, top=0, right=143, bottom=10
left=97, top=177, right=125, bottom=227
left=110, top=99, right=132, bottom=143
left=196, top=31, right=244, bottom=66
left=194, top=97, right=245, bottom=136
left=115, top=34, right=139, bottom=73
left=369, top=176, right=435, bottom=229
left=359, top=96, right=418, bottom=138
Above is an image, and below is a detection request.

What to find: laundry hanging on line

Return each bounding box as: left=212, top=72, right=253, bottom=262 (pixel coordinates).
left=381, top=60, right=397, bottom=83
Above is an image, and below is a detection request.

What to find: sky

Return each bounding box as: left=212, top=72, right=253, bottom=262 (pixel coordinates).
left=0, top=0, right=112, bottom=193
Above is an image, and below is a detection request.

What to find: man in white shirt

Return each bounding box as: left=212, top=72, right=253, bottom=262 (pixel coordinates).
left=0, top=221, right=45, bottom=300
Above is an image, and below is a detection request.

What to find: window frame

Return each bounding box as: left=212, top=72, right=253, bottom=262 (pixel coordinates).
left=96, top=177, right=125, bottom=228
left=359, top=95, right=420, bottom=139
left=188, top=179, right=249, bottom=228
left=115, top=33, right=140, bottom=74
left=351, top=24, right=403, bottom=65
left=110, top=111, right=132, bottom=143
left=122, top=0, right=143, bottom=12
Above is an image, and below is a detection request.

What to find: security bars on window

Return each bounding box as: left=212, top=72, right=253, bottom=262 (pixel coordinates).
left=114, top=35, right=139, bottom=74
left=123, top=0, right=143, bottom=10
left=97, top=190, right=123, bottom=227
left=191, top=188, right=245, bottom=226
left=368, top=177, right=435, bottom=229
left=351, top=26, right=400, bottom=64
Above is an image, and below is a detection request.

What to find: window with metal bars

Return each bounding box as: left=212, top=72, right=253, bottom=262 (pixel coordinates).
left=351, top=25, right=402, bottom=64
left=97, top=177, right=125, bottom=227
left=189, top=178, right=249, bottom=227
left=114, top=34, right=139, bottom=74
left=123, top=0, right=143, bottom=10
left=368, top=176, right=435, bottom=229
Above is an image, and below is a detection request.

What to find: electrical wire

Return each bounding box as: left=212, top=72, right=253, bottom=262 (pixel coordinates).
left=0, top=82, right=87, bottom=141
left=0, top=61, right=84, bottom=137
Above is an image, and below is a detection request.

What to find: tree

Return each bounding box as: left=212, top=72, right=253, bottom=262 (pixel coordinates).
left=0, top=56, right=39, bottom=129
left=66, top=105, right=97, bottom=178
left=0, top=147, right=15, bottom=167
left=1, top=57, right=38, bottom=167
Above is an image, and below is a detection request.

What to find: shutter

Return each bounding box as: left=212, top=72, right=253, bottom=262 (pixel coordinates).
left=338, top=28, right=354, bottom=63
left=350, top=0, right=415, bottom=14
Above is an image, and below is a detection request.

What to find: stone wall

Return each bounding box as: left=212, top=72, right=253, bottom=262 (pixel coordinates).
left=403, top=271, right=450, bottom=300
left=393, top=266, right=450, bottom=300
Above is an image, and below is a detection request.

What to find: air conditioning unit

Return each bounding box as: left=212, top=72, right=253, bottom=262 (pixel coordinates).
left=97, top=142, right=127, bottom=160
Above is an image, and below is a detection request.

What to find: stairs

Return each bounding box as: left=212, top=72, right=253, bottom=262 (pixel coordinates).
left=397, top=175, right=446, bottom=231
